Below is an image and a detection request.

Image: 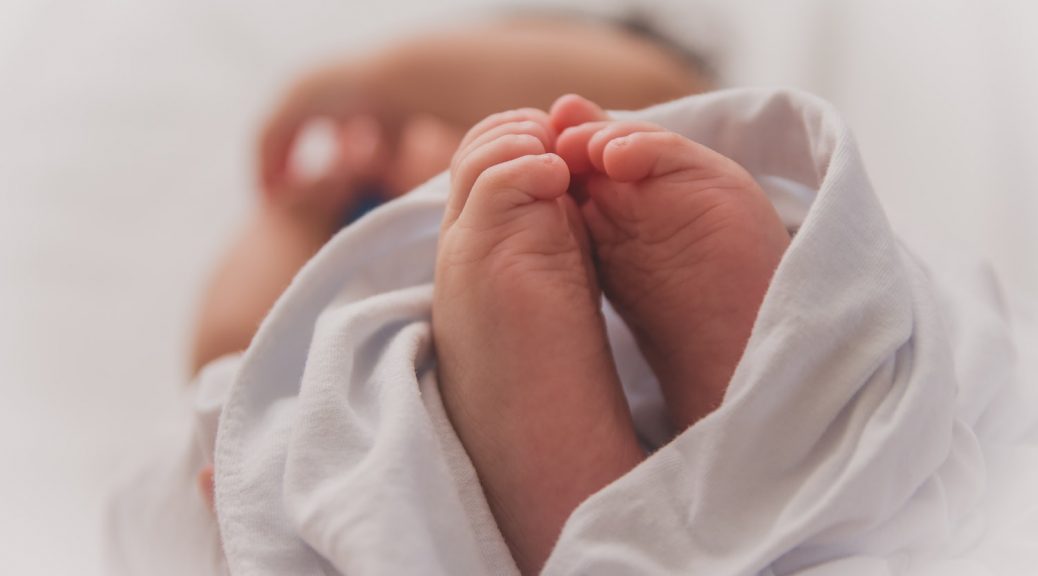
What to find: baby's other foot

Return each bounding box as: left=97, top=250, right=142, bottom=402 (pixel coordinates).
left=434, top=108, right=642, bottom=574
left=553, top=95, right=790, bottom=432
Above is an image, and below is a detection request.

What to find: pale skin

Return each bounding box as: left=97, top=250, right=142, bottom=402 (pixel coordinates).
left=433, top=107, right=645, bottom=573
left=190, top=16, right=789, bottom=576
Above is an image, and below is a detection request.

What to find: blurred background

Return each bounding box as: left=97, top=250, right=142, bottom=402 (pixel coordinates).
left=0, top=0, right=1036, bottom=573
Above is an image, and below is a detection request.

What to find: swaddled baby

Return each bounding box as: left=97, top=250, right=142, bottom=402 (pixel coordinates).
left=113, top=9, right=1038, bottom=576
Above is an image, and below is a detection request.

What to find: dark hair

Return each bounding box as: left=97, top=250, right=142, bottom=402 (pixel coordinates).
left=497, top=6, right=715, bottom=85
left=612, top=10, right=716, bottom=83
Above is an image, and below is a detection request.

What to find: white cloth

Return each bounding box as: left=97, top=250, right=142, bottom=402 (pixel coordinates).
left=123, top=88, right=1038, bottom=575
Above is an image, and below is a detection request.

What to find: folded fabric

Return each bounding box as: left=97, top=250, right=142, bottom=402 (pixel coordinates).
left=188, top=88, right=1038, bottom=575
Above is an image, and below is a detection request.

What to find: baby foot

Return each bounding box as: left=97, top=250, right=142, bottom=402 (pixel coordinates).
left=433, top=108, right=643, bottom=574
left=553, top=95, right=790, bottom=432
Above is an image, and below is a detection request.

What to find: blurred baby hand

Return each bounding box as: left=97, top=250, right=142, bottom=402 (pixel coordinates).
left=258, top=58, right=462, bottom=208
left=257, top=60, right=401, bottom=205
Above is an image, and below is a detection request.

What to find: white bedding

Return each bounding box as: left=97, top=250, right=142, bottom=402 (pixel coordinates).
left=1, top=1, right=1036, bottom=574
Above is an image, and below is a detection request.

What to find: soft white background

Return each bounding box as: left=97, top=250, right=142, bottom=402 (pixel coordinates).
left=0, top=0, right=1035, bottom=573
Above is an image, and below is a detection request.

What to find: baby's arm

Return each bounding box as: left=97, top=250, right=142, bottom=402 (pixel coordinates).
left=190, top=202, right=337, bottom=375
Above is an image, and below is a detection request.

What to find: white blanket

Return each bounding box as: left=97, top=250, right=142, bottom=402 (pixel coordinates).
left=135, top=88, right=1038, bottom=575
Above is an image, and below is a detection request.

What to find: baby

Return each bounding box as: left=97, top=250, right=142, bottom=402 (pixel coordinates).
left=434, top=94, right=789, bottom=574
left=189, top=14, right=706, bottom=374
left=190, top=14, right=784, bottom=575
left=118, top=10, right=1038, bottom=575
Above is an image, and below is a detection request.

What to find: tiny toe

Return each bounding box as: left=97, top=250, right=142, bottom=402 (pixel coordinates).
left=455, top=109, right=553, bottom=160
left=549, top=94, right=610, bottom=134
left=452, top=119, right=554, bottom=173
left=446, top=133, right=547, bottom=225
left=586, top=122, right=667, bottom=175
left=556, top=121, right=611, bottom=175
left=461, top=153, right=570, bottom=224
left=600, top=131, right=722, bottom=183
